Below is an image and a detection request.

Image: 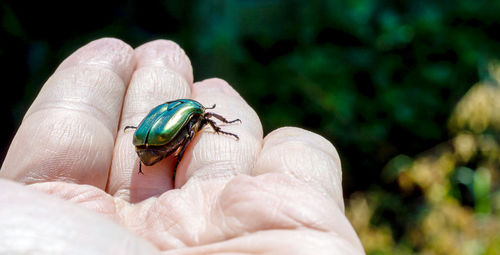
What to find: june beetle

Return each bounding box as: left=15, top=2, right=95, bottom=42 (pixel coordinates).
left=125, top=99, right=240, bottom=175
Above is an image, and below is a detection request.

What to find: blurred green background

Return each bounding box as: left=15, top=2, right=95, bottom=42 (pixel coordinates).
left=2, top=0, right=500, bottom=254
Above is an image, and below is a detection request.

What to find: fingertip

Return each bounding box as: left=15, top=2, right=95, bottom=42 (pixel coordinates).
left=135, top=40, right=193, bottom=84
left=255, top=127, right=344, bottom=211
left=193, top=78, right=241, bottom=98
left=264, top=127, right=341, bottom=169
left=56, top=38, right=135, bottom=82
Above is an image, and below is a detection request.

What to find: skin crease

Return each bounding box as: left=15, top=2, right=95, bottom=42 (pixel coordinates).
left=0, top=38, right=365, bottom=254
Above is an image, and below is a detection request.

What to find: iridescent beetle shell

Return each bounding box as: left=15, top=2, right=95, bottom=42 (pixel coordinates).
left=125, top=99, right=240, bottom=175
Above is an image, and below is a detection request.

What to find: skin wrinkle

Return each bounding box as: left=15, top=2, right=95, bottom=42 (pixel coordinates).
left=265, top=191, right=299, bottom=231
left=212, top=191, right=236, bottom=242
left=16, top=112, right=112, bottom=186
left=112, top=196, right=130, bottom=223
left=219, top=175, right=337, bottom=235
left=21, top=122, right=76, bottom=181
left=182, top=186, right=206, bottom=246
left=254, top=128, right=345, bottom=211
left=115, top=136, right=136, bottom=175
left=258, top=145, right=340, bottom=188
left=183, top=120, right=261, bottom=182
left=217, top=178, right=266, bottom=235
left=159, top=230, right=361, bottom=255
left=116, top=198, right=144, bottom=229
left=24, top=68, right=125, bottom=134
left=282, top=200, right=338, bottom=234
left=263, top=127, right=341, bottom=169
left=6, top=114, right=103, bottom=183
left=197, top=189, right=223, bottom=245
left=204, top=199, right=356, bottom=255
left=184, top=139, right=234, bottom=181
left=77, top=123, right=95, bottom=172
left=279, top=143, right=342, bottom=197
left=140, top=197, right=189, bottom=249
left=133, top=67, right=189, bottom=97
left=55, top=112, right=110, bottom=162
left=199, top=136, right=237, bottom=162
left=189, top=165, right=239, bottom=182
left=66, top=188, right=107, bottom=211
left=29, top=182, right=114, bottom=216
left=130, top=182, right=231, bottom=249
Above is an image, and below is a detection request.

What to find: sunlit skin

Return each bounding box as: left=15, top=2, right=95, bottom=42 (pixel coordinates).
left=0, top=38, right=365, bottom=254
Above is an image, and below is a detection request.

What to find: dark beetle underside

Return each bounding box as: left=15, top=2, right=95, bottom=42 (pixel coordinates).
left=134, top=119, right=194, bottom=172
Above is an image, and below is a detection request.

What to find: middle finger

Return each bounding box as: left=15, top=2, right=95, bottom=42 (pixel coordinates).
left=107, top=40, right=193, bottom=202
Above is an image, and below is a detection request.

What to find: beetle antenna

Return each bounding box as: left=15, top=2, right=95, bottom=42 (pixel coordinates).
left=124, top=126, right=137, bottom=132
left=205, top=104, right=216, bottom=110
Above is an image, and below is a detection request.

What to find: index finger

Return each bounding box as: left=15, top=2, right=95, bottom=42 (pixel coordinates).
left=0, top=38, right=135, bottom=188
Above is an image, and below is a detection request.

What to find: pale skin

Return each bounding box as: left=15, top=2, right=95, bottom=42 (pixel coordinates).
left=0, top=38, right=365, bottom=254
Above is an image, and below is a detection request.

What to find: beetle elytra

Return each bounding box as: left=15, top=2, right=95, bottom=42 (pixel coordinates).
left=125, top=99, right=240, bottom=176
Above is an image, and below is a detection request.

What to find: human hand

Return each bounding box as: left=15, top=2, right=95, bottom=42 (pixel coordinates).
left=0, top=38, right=365, bottom=254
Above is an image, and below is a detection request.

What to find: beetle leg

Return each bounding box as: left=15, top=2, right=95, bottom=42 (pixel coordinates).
left=138, top=161, right=143, bottom=175
left=205, top=112, right=241, bottom=124
left=206, top=119, right=240, bottom=140
left=172, top=130, right=195, bottom=179
left=124, top=125, right=137, bottom=131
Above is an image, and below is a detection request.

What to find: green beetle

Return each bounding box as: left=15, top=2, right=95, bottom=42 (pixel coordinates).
left=125, top=99, right=240, bottom=175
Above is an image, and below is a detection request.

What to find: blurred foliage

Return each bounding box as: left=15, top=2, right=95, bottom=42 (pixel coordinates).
left=2, top=0, right=500, bottom=253
left=347, top=62, right=500, bottom=254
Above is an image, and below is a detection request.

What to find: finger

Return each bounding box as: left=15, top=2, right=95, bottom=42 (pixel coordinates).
left=174, top=78, right=263, bottom=187
left=0, top=38, right=135, bottom=188
left=165, top=229, right=363, bottom=255
left=0, top=179, right=160, bottom=254
left=252, top=127, right=344, bottom=211
left=108, top=40, right=193, bottom=202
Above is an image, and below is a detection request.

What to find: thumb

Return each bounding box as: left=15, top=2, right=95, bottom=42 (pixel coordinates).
left=0, top=179, right=160, bottom=255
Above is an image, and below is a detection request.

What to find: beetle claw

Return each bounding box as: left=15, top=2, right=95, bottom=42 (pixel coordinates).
left=205, top=104, right=216, bottom=110
left=138, top=162, right=144, bottom=175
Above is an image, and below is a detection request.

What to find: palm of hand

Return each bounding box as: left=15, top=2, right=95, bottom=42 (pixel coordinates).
left=0, top=39, right=363, bottom=254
